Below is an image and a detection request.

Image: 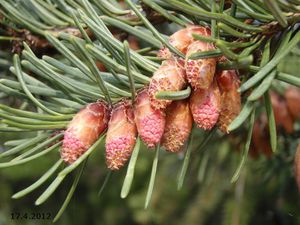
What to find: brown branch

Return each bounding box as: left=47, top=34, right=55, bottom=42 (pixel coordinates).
left=4, top=27, right=92, bottom=54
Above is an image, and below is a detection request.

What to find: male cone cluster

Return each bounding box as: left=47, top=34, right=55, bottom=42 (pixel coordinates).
left=60, top=25, right=242, bottom=170
left=153, top=25, right=241, bottom=133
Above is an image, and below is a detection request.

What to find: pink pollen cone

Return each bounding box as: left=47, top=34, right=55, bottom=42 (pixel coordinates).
left=61, top=101, right=110, bottom=164
left=161, top=100, right=193, bottom=153
left=185, top=38, right=216, bottom=89
left=148, top=58, right=187, bottom=109
left=216, top=69, right=241, bottom=133
left=134, top=88, right=166, bottom=148
left=105, top=100, right=137, bottom=170
left=190, top=82, right=221, bottom=130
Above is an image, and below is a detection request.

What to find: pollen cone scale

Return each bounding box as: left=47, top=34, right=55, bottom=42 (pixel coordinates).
left=105, top=100, right=137, bottom=170
left=190, top=81, right=221, bottom=130
left=134, top=88, right=166, bottom=148
left=161, top=100, right=193, bottom=153
left=216, top=69, right=241, bottom=133
left=148, top=58, right=187, bottom=110
left=61, top=101, right=110, bottom=164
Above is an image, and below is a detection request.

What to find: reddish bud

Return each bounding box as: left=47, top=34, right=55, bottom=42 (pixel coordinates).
left=216, top=70, right=241, bottom=133
left=128, top=35, right=140, bottom=50
left=148, top=58, right=187, bottom=109
left=270, top=91, right=294, bottom=134
left=105, top=100, right=137, bottom=170
left=251, top=117, right=272, bottom=159
left=134, top=88, right=166, bottom=148
left=185, top=40, right=216, bottom=89
left=161, top=100, right=193, bottom=153
left=294, top=142, right=300, bottom=191
left=285, top=86, right=300, bottom=121
left=61, top=101, right=110, bottom=164
left=190, top=81, right=221, bottom=130
left=95, top=61, right=106, bottom=72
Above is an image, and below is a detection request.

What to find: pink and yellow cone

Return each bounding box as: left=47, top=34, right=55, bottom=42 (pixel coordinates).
left=190, top=81, right=221, bottom=130
left=216, top=69, right=241, bottom=133
left=61, top=101, right=110, bottom=164
left=157, top=25, right=216, bottom=90
left=161, top=100, right=193, bottom=153
left=148, top=58, right=186, bottom=109
left=105, top=100, right=137, bottom=170
left=134, top=88, right=166, bottom=148
left=185, top=39, right=216, bottom=90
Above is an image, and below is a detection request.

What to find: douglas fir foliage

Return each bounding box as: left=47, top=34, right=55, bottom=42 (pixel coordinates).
left=0, top=0, right=300, bottom=223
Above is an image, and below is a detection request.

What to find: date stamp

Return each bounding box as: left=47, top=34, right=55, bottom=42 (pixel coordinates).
left=11, top=212, right=52, bottom=220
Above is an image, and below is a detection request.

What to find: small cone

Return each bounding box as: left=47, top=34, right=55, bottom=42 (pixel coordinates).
left=190, top=81, right=221, bottom=130
left=105, top=100, right=137, bottom=170
left=134, top=88, right=166, bottom=148
left=148, top=58, right=187, bottom=109
left=61, top=101, right=110, bottom=164
left=128, top=35, right=140, bottom=50
left=285, top=86, right=300, bottom=121
left=95, top=61, right=106, bottom=72
left=294, top=142, right=300, bottom=191
left=161, top=100, right=193, bottom=153
left=185, top=40, right=216, bottom=89
left=157, top=25, right=211, bottom=59
left=216, top=69, right=241, bottom=133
